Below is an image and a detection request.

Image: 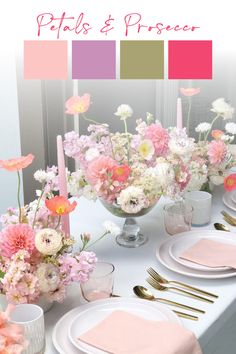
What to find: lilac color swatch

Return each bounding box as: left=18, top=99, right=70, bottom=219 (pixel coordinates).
left=72, top=41, right=116, bottom=79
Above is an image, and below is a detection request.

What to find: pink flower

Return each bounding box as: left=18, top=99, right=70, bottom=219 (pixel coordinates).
left=111, top=165, right=131, bottom=182
left=145, top=124, right=169, bottom=156
left=0, top=224, right=35, bottom=258
left=0, top=304, right=28, bottom=353
left=0, top=154, right=34, bottom=172
left=179, top=88, right=200, bottom=96
left=86, top=155, right=117, bottom=187
left=224, top=174, right=236, bottom=192
left=208, top=140, right=227, bottom=165
left=65, top=94, right=91, bottom=114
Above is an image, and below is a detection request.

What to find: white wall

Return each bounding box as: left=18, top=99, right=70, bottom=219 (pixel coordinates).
left=0, top=45, right=23, bottom=217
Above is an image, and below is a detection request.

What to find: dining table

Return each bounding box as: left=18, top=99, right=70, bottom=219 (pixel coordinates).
left=45, top=185, right=236, bottom=354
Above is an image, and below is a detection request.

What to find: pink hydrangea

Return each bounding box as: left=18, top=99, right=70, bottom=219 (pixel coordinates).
left=208, top=140, right=227, bottom=165
left=145, top=124, right=169, bottom=156
left=0, top=224, right=35, bottom=258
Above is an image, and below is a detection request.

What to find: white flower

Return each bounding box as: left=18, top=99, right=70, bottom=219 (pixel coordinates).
left=211, top=98, right=234, bottom=120
left=85, top=148, right=100, bottom=161
left=114, top=104, right=133, bottom=120
left=35, top=228, right=62, bottom=255
left=221, top=134, right=234, bottom=143
left=138, top=139, right=155, bottom=160
left=225, top=122, right=236, bottom=135
left=36, top=263, right=60, bottom=293
left=117, top=186, right=148, bottom=213
left=103, top=221, right=120, bottom=236
left=34, top=169, right=56, bottom=183
left=168, top=128, right=195, bottom=156
left=195, top=122, right=211, bottom=133
left=146, top=159, right=175, bottom=189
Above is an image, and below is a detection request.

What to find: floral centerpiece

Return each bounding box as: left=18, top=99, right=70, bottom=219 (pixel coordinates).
left=64, top=95, right=235, bottom=201
left=0, top=155, right=118, bottom=305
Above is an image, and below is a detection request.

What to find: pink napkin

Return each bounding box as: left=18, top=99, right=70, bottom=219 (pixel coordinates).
left=78, top=310, right=202, bottom=354
left=180, top=239, right=236, bottom=268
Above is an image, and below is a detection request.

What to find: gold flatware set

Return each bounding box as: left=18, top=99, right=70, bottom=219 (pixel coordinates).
left=133, top=267, right=218, bottom=321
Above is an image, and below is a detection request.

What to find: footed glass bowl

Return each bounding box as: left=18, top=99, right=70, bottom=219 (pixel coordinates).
left=100, top=199, right=158, bottom=248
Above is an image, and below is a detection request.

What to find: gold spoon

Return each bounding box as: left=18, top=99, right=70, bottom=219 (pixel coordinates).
left=133, top=286, right=204, bottom=315
left=214, top=223, right=230, bottom=232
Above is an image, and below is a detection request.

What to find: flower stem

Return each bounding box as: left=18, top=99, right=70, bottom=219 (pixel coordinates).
left=82, top=114, right=103, bottom=125
left=186, top=97, right=192, bottom=135
left=83, top=231, right=108, bottom=251
left=204, top=114, right=220, bottom=141
left=32, top=183, right=45, bottom=229
left=17, top=171, right=22, bottom=223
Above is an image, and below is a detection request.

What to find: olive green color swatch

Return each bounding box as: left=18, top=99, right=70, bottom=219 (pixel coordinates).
left=120, top=40, right=164, bottom=79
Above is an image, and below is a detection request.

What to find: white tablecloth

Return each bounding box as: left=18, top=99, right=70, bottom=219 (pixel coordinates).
left=45, top=186, right=236, bottom=354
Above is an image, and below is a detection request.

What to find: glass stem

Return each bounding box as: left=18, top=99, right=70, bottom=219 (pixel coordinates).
left=17, top=171, right=22, bottom=223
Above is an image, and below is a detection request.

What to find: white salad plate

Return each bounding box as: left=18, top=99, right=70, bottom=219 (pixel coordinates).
left=156, top=230, right=236, bottom=279
left=67, top=297, right=181, bottom=354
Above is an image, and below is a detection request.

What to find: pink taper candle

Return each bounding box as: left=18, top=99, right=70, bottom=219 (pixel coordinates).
left=57, top=135, right=70, bottom=236
left=176, top=97, right=183, bottom=129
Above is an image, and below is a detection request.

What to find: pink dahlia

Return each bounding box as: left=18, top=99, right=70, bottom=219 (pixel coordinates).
left=145, top=124, right=169, bottom=156
left=208, top=140, right=227, bottom=165
left=0, top=224, right=35, bottom=258
left=86, top=155, right=117, bottom=186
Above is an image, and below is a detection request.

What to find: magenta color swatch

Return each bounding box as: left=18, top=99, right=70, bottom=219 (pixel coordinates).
left=72, top=41, right=116, bottom=79
left=24, top=41, right=68, bottom=80
left=168, top=40, right=212, bottom=79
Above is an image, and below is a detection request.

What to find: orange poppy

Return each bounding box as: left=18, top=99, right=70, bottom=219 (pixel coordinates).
left=45, top=196, right=77, bottom=216
left=224, top=174, right=236, bottom=192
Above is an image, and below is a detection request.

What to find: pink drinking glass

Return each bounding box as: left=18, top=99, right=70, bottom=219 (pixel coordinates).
left=163, top=201, right=193, bottom=236
left=81, top=262, right=115, bottom=301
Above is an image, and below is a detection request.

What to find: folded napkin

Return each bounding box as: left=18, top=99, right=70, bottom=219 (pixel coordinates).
left=180, top=239, right=236, bottom=268
left=78, top=310, right=202, bottom=354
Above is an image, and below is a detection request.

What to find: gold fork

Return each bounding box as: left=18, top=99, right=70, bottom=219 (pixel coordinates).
left=146, top=277, right=214, bottom=303
left=147, top=267, right=218, bottom=299
left=221, top=211, right=236, bottom=226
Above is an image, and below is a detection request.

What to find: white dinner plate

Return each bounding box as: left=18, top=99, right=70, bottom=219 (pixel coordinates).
left=230, top=190, right=236, bottom=204
left=223, top=192, right=236, bottom=211
left=67, top=297, right=181, bottom=354
left=156, top=230, right=236, bottom=279
left=169, top=234, right=232, bottom=272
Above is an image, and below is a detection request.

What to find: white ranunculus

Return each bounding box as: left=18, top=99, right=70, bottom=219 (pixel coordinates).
left=85, top=148, right=100, bottom=161
left=225, top=122, right=236, bottom=135
left=103, top=221, right=121, bottom=237
left=146, top=160, right=175, bottom=189
left=35, top=228, right=62, bottom=255
left=211, top=98, right=234, bottom=120
left=195, top=122, right=211, bottom=133
left=114, top=104, right=133, bottom=120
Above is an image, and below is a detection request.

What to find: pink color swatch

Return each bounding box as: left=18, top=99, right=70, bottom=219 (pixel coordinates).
left=168, top=40, right=212, bottom=79
left=24, top=41, right=68, bottom=80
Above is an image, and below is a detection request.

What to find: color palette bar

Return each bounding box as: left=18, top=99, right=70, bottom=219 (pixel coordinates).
left=24, top=40, right=212, bottom=80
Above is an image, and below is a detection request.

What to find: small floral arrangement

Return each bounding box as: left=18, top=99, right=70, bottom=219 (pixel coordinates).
left=0, top=155, right=118, bottom=305
left=63, top=94, right=235, bottom=208
left=0, top=304, right=28, bottom=353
